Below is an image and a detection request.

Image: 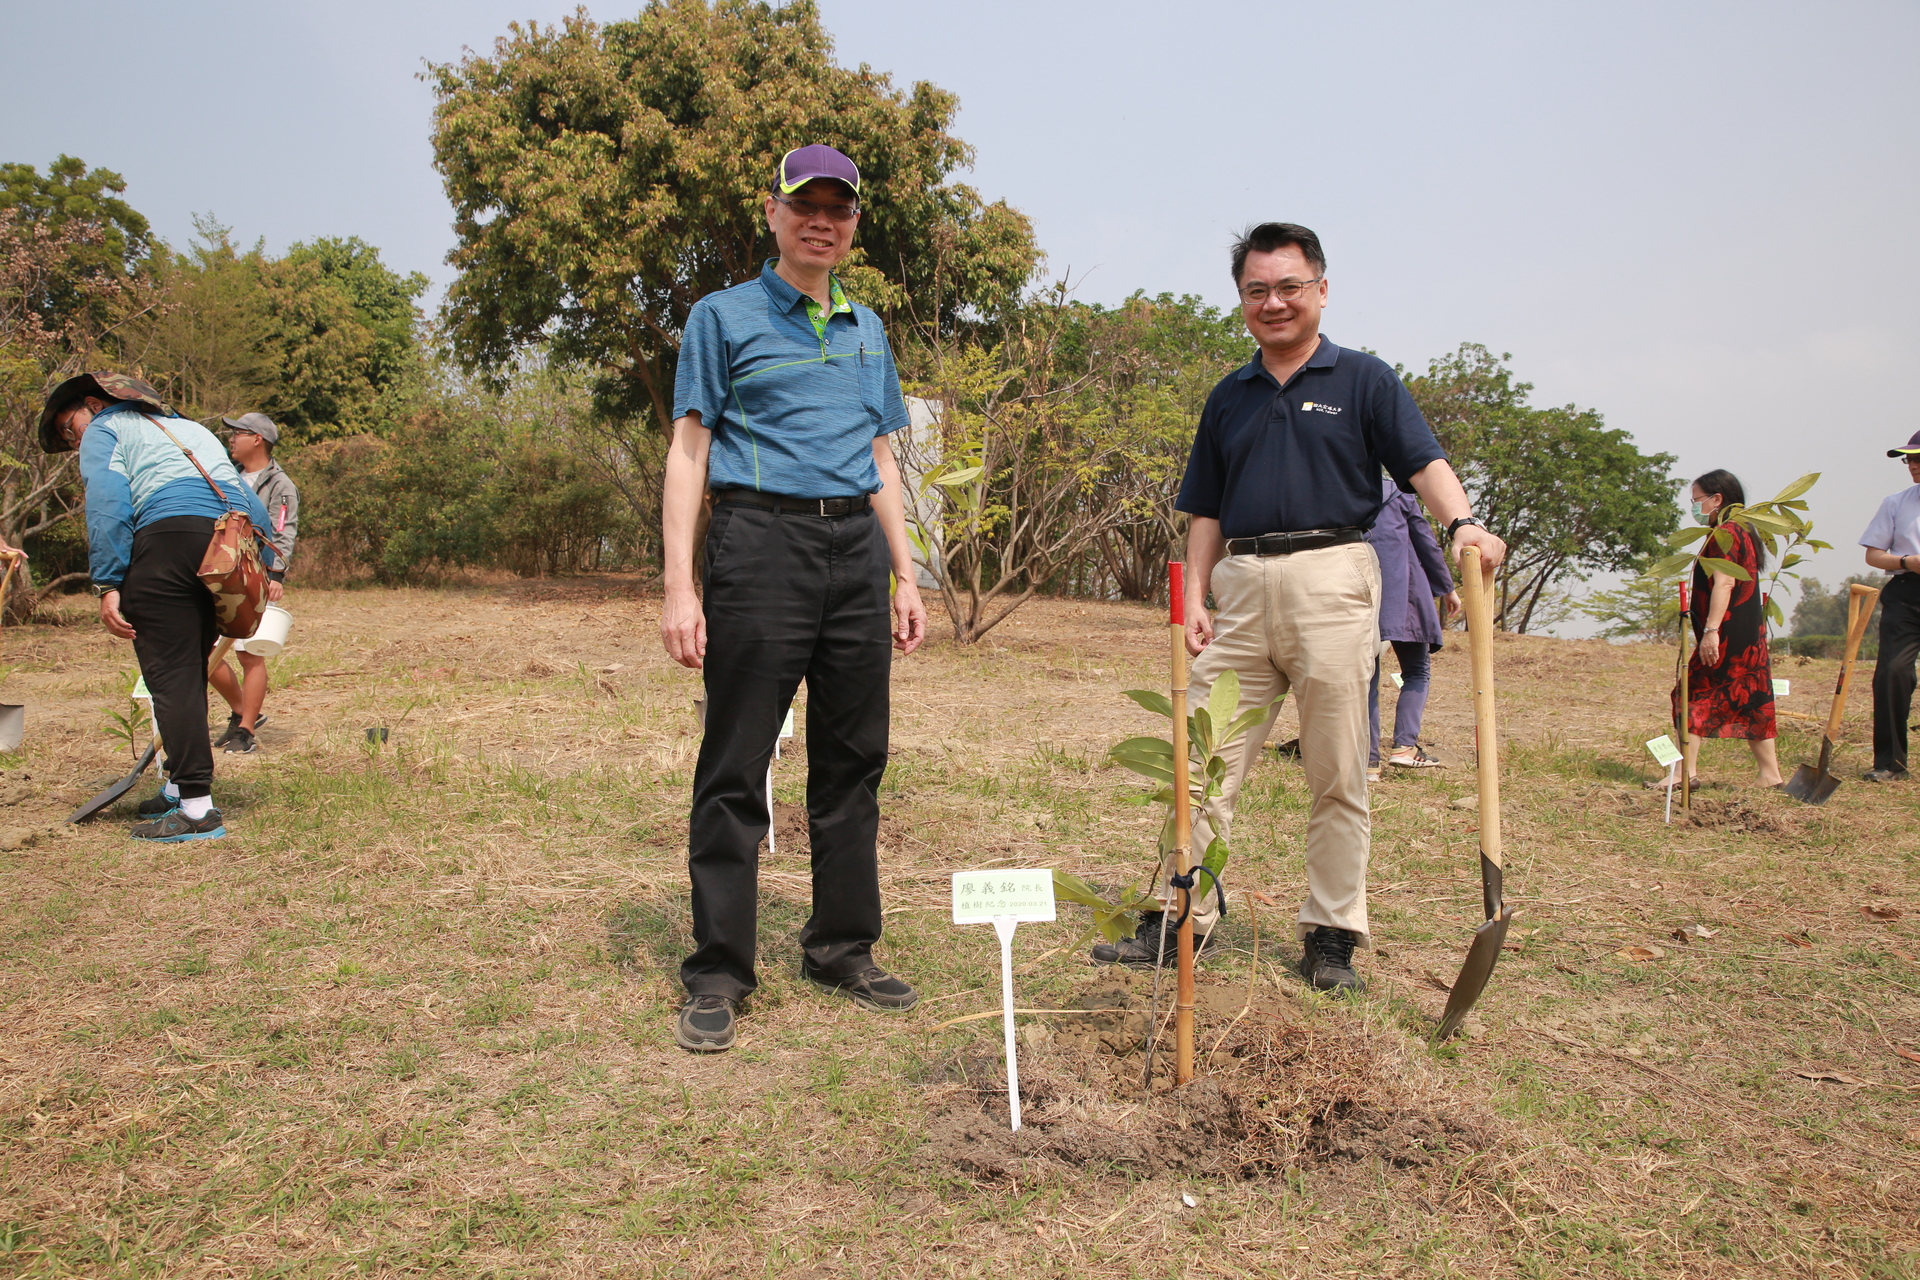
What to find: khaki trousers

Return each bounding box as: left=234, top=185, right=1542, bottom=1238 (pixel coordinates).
left=1154, top=542, right=1381, bottom=945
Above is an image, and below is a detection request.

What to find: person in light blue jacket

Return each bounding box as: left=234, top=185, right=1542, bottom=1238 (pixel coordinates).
left=39, top=371, right=274, bottom=842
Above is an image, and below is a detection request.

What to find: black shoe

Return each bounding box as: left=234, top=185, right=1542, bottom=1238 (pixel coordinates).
left=212, top=713, right=241, bottom=748
left=1300, top=925, right=1366, bottom=992
left=223, top=727, right=257, bottom=754
left=1090, top=911, right=1221, bottom=969
left=135, top=791, right=179, bottom=818
left=674, top=994, right=737, bottom=1052
left=1863, top=768, right=1910, bottom=783
left=130, top=808, right=227, bottom=843
left=804, top=963, right=920, bottom=1011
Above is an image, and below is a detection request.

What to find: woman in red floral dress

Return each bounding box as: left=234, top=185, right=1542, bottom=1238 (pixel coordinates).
left=1671, top=469, right=1781, bottom=786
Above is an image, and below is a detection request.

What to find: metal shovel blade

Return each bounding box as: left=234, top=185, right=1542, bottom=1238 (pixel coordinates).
left=65, top=739, right=159, bottom=824
left=1782, top=761, right=1841, bottom=806
left=0, top=704, right=21, bottom=753
left=1434, top=908, right=1517, bottom=1041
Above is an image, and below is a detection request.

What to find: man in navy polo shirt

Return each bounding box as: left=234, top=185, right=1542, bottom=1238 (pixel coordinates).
left=660, top=144, right=928, bottom=1052
left=1092, top=222, right=1506, bottom=993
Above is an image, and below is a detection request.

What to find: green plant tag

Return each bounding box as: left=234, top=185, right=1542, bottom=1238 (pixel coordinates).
left=1772, top=679, right=1789, bottom=697
left=1391, top=672, right=1404, bottom=689
left=131, top=675, right=151, bottom=701
left=780, top=707, right=794, bottom=738
left=1645, top=735, right=1682, bottom=768
left=952, top=869, right=1056, bottom=923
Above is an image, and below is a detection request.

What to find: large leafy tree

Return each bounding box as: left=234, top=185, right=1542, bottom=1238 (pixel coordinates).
left=1060, top=292, right=1248, bottom=601
left=284, top=236, right=429, bottom=392
left=0, top=155, right=150, bottom=277
left=131, top=221, right=423, bottom=442
left=1405, top=343, right=1679, bottom=632
left=427, top=0, right=1039, bottom=432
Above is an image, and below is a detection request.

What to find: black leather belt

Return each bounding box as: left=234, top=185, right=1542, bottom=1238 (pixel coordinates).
left=713, top=488, right=872, bottom=517
left=1225, top=527, right=1366, bottom=556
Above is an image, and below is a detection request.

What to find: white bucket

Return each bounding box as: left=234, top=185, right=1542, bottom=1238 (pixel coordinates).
left=237, top=603, right=293, bottom=657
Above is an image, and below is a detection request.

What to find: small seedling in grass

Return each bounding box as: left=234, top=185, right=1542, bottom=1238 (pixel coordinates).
left=1055, top=669, right=1281, bottom=944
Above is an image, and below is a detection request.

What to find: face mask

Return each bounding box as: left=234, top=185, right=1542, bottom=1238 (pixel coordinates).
left=1690, top=501, right=1706, bottom=523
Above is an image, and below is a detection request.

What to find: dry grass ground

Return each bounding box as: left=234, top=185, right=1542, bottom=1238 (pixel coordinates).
left=0, top=582, right=1913, bottom=1278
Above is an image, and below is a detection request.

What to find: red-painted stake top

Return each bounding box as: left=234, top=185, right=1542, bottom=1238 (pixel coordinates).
left=1169, top=562, right=1184, bottom=624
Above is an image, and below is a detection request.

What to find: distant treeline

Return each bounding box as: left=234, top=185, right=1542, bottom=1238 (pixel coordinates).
left=1, top=0, right=1682, bottom=635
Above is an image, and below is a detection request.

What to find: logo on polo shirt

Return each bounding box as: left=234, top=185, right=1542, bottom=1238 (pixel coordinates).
left=1300, top=400, right=1343, bottom=414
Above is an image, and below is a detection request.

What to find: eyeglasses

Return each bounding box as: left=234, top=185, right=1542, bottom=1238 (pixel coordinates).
left=772, top=193, right=860, bottom=222
left=1238, top=277, right=1324, bottom=305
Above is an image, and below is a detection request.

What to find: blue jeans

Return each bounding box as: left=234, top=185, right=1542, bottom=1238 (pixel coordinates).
left=1368, top=640, right=1432, bottom=766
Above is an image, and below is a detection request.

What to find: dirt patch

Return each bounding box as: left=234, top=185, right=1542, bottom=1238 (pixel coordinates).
left=924, top=973, right=1495, bottom=1182
left=1681, top=794, right=1802, bottom=833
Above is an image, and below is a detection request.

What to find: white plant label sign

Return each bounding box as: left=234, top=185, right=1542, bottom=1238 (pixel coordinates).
left=1772, top=679, right=1790, bottom=697
left=952, top=869, right=1056, bottom=1132
left=1645, top=735, right=1682, bottom=768
left=952, top=869, right=1056, bottom=924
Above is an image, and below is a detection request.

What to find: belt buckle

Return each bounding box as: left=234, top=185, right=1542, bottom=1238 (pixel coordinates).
left=817, top=498, right=829, bottom=517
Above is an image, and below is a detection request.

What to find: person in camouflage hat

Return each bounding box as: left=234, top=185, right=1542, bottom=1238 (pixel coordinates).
left=41, top=371, right=277, bottom=842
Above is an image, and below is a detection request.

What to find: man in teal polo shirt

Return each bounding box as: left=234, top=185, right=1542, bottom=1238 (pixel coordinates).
left=660, top=144, right=928, bottom=1053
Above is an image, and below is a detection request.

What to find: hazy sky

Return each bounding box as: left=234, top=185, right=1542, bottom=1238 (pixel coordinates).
left=6, top=0, right=1915, bottom=618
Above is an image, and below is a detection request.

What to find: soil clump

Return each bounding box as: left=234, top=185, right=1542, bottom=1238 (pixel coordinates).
left=924, top=971, right=1494, bottom=1182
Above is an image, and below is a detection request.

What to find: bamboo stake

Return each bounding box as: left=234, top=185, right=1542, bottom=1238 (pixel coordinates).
left=1169, top=561, right=1195, bottom=1085
left=1681, top=583, right=1697, bottom=809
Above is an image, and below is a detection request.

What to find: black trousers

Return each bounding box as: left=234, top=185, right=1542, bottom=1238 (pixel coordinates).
left=120, top=518, right=220, bottom=800
left=680, top=501, right=893, bottom=1000
left=1871, top=572, right=1920, bottom=774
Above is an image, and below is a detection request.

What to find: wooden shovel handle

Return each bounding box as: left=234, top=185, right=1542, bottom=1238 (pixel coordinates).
left=1460, top=548, right=1502, bottom=876
left=1821, top=585, right=1882, bottom=741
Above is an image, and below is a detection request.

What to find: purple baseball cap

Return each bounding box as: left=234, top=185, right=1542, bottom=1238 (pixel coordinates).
left=777, top=144, right=859, bottom=196
left=1890, top=429, right=1920, bottom=458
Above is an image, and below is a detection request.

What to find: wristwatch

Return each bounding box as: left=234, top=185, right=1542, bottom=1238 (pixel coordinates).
left=89, top=582, right=118, bottom=598
left=1446, top=517, right=1484, bottom=539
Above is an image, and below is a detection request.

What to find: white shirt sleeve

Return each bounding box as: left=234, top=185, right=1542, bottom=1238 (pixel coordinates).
left=1860, top=487, right=1920, bottom=557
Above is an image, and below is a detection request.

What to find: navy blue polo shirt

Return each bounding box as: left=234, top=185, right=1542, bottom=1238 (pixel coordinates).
left=1175, top=337, right=1446, bottom=538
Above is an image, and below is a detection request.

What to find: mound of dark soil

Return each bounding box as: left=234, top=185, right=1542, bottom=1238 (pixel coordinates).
left=1681, top=795, right=1799, bottom=833
left=923, top=974, right=1494, bottom=1182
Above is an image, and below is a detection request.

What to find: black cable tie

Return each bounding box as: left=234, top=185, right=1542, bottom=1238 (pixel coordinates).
left=1165, top=864, right=1225, bottom=930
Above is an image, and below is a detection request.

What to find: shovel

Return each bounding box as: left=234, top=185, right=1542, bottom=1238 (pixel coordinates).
left=0, top=552, right=24, bottom=751
left=1435, top=547, right=1517, bottom=1040
left=66, top=634, right=240, bottom=824
left=1783, top=583, right=1881, bottom=805
left=65, top=731, right=159, bottom=824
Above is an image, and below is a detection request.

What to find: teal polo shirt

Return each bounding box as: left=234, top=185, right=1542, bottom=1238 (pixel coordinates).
left=674, top=259, right=910, bottom=497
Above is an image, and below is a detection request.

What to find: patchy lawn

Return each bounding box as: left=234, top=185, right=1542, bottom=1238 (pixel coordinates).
left=0, top=582, right=1913, bottom=1277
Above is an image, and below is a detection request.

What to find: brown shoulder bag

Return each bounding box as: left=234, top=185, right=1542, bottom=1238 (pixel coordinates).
left=144, top=416, right=269, bottom=639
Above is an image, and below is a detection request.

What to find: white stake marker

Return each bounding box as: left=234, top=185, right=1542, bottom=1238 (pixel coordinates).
left=952, top=869, right=1056, bottom=1131
left=767, top=707, right=794, bottom=855
left=1646, top=735, right=1682, bottom=824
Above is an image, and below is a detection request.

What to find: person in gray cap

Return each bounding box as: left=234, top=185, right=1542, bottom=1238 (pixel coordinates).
left=207, top=412, right=298, bottom=755
left=1861, top=429, right=1920, bottom=781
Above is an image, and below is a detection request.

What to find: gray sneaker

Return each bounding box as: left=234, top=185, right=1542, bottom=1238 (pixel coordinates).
left=674, top=995, right=737, bottom=1053
left=1300, top=925, right=1366, bottom=992
left=135, top=791, right=179, bottom=818
left=804, top=964, right=919, bottom=1011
